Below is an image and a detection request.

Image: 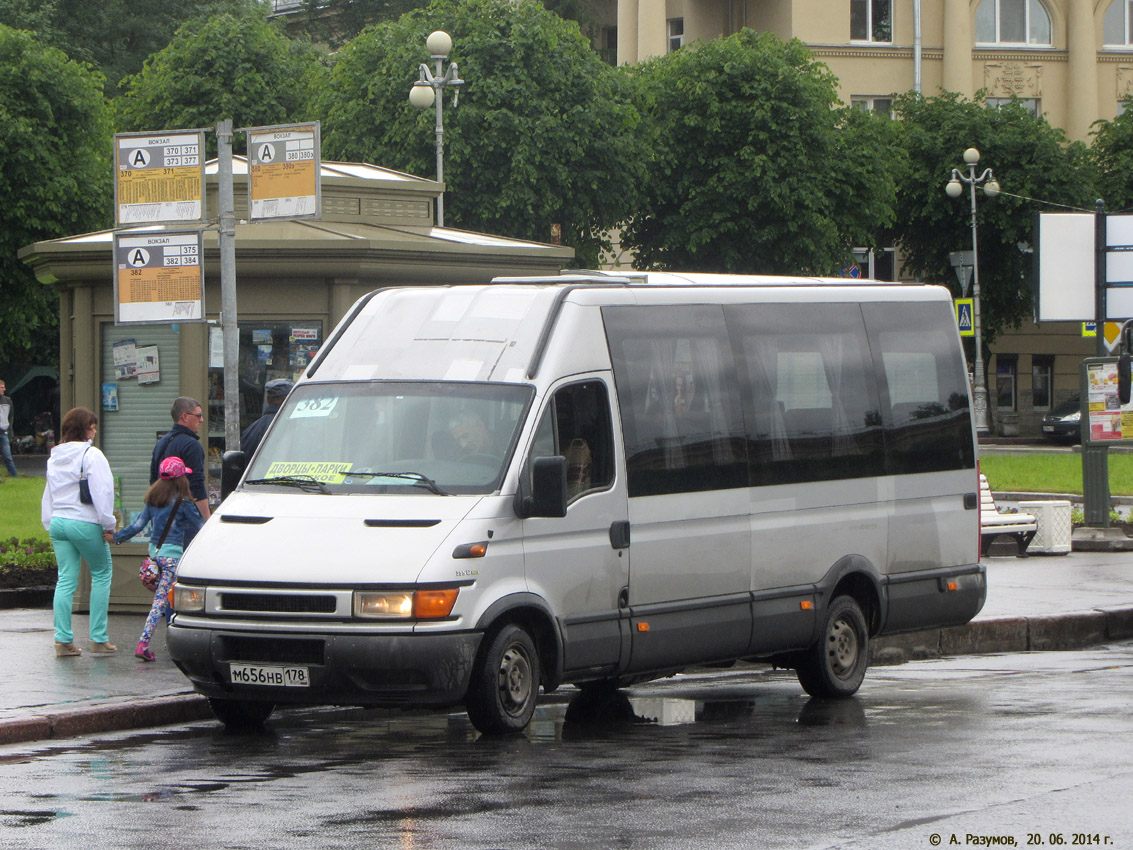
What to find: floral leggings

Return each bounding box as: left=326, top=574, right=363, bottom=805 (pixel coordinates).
left=140, top=556, right=178, bottom=647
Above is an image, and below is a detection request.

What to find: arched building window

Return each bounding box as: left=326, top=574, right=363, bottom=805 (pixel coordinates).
left=1105, top=0, right=1133, bottom=46
left=975, top=0, right=1052, bottom=46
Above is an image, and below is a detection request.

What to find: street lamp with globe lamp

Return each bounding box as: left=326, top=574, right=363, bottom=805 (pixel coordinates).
left=946, top=147, right=1000, bottom=435
left=410, top=30, right=464, bottom=228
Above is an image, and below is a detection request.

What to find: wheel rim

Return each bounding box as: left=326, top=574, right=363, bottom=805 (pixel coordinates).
left=826, top=615, right=860, bottom=679
left=497, top=643, right=533, bottom=717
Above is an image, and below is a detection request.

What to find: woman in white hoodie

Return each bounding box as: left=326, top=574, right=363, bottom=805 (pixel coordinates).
left=41, top=407, right=117, bottom=657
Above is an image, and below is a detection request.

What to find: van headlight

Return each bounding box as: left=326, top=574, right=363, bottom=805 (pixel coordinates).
left=353, top=589, right=459, bottom=620
left=172, top=583, right=205, bottom=613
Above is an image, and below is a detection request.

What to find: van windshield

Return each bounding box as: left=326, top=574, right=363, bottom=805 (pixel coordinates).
left=244, top=381, right=534, bottom=495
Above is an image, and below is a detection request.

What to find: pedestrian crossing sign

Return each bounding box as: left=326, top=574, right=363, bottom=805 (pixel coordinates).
left=955, top=298, right=974, bottom=336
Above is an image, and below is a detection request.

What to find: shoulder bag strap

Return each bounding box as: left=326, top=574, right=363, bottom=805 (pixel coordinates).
left=79, top=444, right=90, bottom=481
left=156, top=497, right=183, bottom=549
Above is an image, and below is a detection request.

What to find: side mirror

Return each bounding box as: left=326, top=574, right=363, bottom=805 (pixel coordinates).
left=221, top=451, right=247, bottom=501
left=516, top=456, right=567, bottom=518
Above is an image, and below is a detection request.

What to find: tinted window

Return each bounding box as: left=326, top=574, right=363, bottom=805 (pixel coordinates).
left=604, top=306, right=748, bottom=497
left=863, top=302, right=976, bottom=474
left=729, top=303, right=884, bottom=485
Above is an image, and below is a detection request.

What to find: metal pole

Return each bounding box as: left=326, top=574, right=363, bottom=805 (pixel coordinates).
left=434, top=57, right=445, bottom=228
left=968, top=162, right=990, bottom=435
left=1083, top=200, right=1110, bottom=527
left=216, top=119, right=240, bottom=454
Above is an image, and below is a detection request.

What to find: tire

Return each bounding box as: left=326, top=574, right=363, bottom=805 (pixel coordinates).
left=795, top=595, right=869, bottom=698
left=465, top=624, right=540, bottom=735
left=208, top=697, right=275, bottom=730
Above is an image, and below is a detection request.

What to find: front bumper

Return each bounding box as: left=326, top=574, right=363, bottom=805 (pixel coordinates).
left=167, top=623, right=482, bottom=708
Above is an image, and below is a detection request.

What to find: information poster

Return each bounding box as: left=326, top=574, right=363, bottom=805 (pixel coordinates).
left=136, top=345, right=160, bottom=385
left=114, top=231, right=204, bottom=324
left=247, top=122, right=321, bottom=221
left=1084, top=360, right=1133, bottom=442
left=113, top=339, right=137, bottom=379
left=114, top=131, right=205, bottom=225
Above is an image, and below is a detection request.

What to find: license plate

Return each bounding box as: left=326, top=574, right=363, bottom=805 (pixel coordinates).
left=1042, top=425, right=1054, bottom=433
left=229, top=662, right=309, bottom=688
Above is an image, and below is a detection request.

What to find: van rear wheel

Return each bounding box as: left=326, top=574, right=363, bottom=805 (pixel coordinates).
left=795, top=595, right=868, bottom=698
left=208, top=697, right=275, bottom=730
left=466, top=624, right=540, bottom=735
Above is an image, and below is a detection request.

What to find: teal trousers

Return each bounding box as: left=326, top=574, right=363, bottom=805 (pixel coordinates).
left=50, top=517, right=112, bottom=644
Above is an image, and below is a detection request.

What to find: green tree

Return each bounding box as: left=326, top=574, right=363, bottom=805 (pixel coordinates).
left=621, top=31, right=898, bottom=275
left=0, top=0, right=267, bottom=93
left=892, top=91, right=1097, bottom=346
left=0, top=25, right=112, bottom=365
left=1089, top=97, right=1133, bottom=210
left=314, top=0, right=648, bottom=266
left=115, top=8, right=325, bottom=154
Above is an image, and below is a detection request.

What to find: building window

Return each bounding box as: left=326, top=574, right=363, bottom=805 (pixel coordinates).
left=1105, top=0, right=1133, bottom=46
left=985, top=97, right=1041, bottom=116
left=1032, top=357, right=1053, bottom=410
left=667, top=19, right=684, bottom=53
left=996, top=357, right=1018, bottom=411
left=598, top=26, right=617, bottom=66
left=851, top=97, right=894, bottom=118
left=851, top=0, right=892, bottom=43
left=975, top=0, right=1052, bottom=46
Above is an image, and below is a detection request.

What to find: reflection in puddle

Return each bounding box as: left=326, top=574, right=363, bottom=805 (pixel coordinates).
left=525, top=689, right=866, bottom=742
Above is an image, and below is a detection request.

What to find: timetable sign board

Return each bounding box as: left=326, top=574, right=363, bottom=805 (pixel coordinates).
left=114, top=131, right=205, bottom=225
left=247, top=122, right=321, bottom=221
left=114, top=231, right=205, bottom=325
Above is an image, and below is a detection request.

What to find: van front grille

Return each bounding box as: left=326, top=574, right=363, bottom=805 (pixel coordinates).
left=219, top=635, right=325, bottom=664
left=219, top=593, right=337, bottom=614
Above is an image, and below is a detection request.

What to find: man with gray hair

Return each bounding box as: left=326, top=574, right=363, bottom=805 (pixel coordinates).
left=150, top=397, right=210, bottom=535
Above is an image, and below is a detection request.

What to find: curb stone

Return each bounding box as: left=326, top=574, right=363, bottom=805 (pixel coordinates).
left=0, top=695, right=212, bottom=746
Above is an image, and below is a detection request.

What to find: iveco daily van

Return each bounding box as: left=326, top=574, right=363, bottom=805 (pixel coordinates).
left=167, top=273, right=987, bottom=734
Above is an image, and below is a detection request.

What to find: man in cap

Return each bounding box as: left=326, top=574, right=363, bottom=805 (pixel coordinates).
left=150, top=397, right=210, bottom=545
left=241, top=378, right=293, bottom=458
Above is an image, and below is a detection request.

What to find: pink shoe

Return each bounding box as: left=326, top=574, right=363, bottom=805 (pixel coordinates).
left=135, top=642, right=156, bottom=662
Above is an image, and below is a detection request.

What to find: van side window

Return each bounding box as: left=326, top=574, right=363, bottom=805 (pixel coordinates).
left=730, top=303, right=884, bottom=485
left=862, top=302, right=976, bottom=474
left=529, top=381, right=614, bottom=501
left=603, top=306, right=747, bottom=497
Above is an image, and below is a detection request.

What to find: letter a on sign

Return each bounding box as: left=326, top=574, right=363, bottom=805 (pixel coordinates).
left=955, top=298, right=974, bottom=337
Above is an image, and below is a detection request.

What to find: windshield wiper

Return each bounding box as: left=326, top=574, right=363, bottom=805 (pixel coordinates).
left=245, top=475, right=330, bottom=494
left=350, top=470, right=449, bottom=496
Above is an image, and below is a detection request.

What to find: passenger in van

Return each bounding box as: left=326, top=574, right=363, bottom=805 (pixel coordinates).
left=449, top=411, right=498, bottom=459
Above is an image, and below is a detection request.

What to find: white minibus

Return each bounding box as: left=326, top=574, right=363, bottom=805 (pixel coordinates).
left=168, top=273, right=986, bottom=734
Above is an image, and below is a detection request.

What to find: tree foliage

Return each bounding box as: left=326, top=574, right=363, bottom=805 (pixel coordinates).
left=1089, top=98, right=1133, bottom=211
left=115, top=8, right=325, bottom=154
left=621, top=31, right=898, bottom=275
left=314, top=0, right=648, bottom=266
left=0, top=0, right=267, bottom=93
left=892, top=92, right=1097, bottom=346
left=0, top=25, right=112, bottom=365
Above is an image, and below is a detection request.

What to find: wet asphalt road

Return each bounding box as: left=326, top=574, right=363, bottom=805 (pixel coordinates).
left=1, top=644, right=1132, bottom=850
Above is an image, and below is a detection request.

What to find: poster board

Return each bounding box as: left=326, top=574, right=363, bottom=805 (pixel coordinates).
left=1081, top=357, right=1133, bottom=444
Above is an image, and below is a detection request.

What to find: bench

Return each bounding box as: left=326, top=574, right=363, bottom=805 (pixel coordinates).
left=980, top=474, right=1037, bottom=556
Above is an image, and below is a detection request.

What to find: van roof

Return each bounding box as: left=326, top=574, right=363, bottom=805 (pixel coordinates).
left=306, top=276, right=950, bottom=386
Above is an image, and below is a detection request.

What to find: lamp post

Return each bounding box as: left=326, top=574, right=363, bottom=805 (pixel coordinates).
left=409, top=30, right=463, bottom=227
left=946, top=147, right=1000, bottom=435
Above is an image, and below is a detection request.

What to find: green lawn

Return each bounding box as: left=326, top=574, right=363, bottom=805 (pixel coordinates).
left=979, top=451, right=1133, bottom=496
left=0, top=476, right=48, bottom=542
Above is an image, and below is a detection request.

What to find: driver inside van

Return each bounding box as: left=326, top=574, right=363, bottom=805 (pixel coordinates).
left=449, top=411, right=495, bottom=458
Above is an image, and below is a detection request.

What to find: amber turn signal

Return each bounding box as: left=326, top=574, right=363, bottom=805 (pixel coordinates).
left=415, top=588, right=460, bottom=619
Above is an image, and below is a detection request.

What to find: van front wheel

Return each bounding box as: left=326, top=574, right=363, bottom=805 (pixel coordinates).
left=795, top=596, right=868, bottom=698
left=466, top=624, right=540, bottom=735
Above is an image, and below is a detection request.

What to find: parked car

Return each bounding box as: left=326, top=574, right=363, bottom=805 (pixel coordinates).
left=1041, top=395, right=1081, bottom=443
